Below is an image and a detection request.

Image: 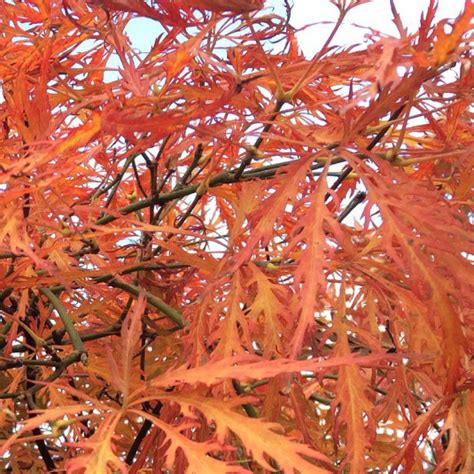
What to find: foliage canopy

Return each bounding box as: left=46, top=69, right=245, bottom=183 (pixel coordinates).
left=0, top=0, right=473, bottom=472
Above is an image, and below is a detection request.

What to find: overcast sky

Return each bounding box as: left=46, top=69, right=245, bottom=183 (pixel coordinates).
left=289, top=0, right=467, bottom=56
left=124, top=0, right=467, bottom=60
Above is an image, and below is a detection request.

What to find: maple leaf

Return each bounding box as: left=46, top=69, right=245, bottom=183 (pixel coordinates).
left=286, top=164, right=335, bottom=358
left=65, top=412, right=128, bottom=474
left=245, top=263, right=291, bottom=356
left=432, top=3, right=473, bottom=65
left=210, top=270, right=251, bottom=358
left=331, top=289, right=375, bottom=473
left=434, top=394, right=474, bottom=473
left=129, top=409, right=250, bottom=473
left=106, top=293, right=146, bottom=402
left=86, top=0, right=184, bottom=25
left=0, top=405, right=90, bottom=456
left=231, top=156, right=316, bottom=269
left=135, top=393, right=334, bottom=473
left=344, top=154, right=471, bottom=392
left=143, top=352, right=403, bottom=389
left=54, top=112, right=101, bottom=155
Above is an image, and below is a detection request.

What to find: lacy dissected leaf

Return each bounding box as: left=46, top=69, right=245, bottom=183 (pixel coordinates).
left=54, top=112, right=102, bottom=155
left=106, top=293, right=146, bottom=401
left=145, top=393, right=333, bottom=473
left=0, top=0, right=472, bottom=471
left=209, top=270, right=252, bottom=358
left=332, top=292, right=375, bottom=473
left=65, top=412, right=127, bottom=474
left=130, top=409, right=250, bottom=473
left=434, top=393, right=474, bottom=473
left=231, top=156, right=316, bottom=268
left=285, top=164, right=336, bottom=357
left=432, top=3, right=473, bottom=65
left=346, top=155, right=471, bottom=391
left=0, top=405, right=90, bottom=456
left=245, top=263, right=292, bottom=356
left=387, top=398, right=447, bottom=473
left=145, top=352, right=403, bottom=389
left=85, top=0, right=184, bottom=25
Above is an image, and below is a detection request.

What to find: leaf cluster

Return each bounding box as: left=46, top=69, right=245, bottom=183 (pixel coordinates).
left=0, top=0, right=472, bottom=472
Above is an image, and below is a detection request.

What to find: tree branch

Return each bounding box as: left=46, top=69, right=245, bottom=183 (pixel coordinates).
left=234, top=99, right=285, bottom=179
left=106, top=278, right=185, bottom=328
left=40, top=288, right=87, bottom=363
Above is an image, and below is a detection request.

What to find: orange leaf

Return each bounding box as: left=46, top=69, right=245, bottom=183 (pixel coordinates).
left=106, top=294, right=146, bottom=401
left=432, top=3, right=473, bottom=65
left=129, top=409, right=250, bottom=473
left=145, top=353, right=404, bottom=389
left=65, top=412, right=127, bottom=474
left=54, top=112, right=101, bottom=155
left=152, top=393, right=333, bottom=473
left=0, top=405, right=90, bottom=456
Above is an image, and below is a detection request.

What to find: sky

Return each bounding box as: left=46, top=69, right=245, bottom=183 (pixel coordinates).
left=124, top=0, right=468, bottom=59
left=290, top=0, right=467, bottom=56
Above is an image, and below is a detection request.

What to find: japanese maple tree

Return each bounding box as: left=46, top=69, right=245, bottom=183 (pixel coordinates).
left=0, top=0, right=472, bottom=472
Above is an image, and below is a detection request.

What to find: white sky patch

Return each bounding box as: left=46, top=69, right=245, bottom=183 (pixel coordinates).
left=122, top=0, right=466, bottom=57
left=291, top=0, right=466, bottom=57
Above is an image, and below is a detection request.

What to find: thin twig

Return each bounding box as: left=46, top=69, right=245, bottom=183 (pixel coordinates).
left=180, top=143, right=203, bottom=186
left=326, top=103, right=406, bottom=199
left=125, top=403, right=163, bottom=465
left=337, top=191, right=367, bottom=223
left=22, top=310, right=57, bottom=472
left=94, top=154, right=339, bottom=226
left=232, top=379, right=259, bottom=418
left=92, top=154, right=136, bottom=201
left=234, top=99, right=285, bottom=179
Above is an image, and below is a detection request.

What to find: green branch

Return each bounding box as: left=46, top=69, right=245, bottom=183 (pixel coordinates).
left=106, top=278, right=185, bottom=329
left=40, top=288, right=87, bottom=363
left=94, top=155, right=342, bottom=226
